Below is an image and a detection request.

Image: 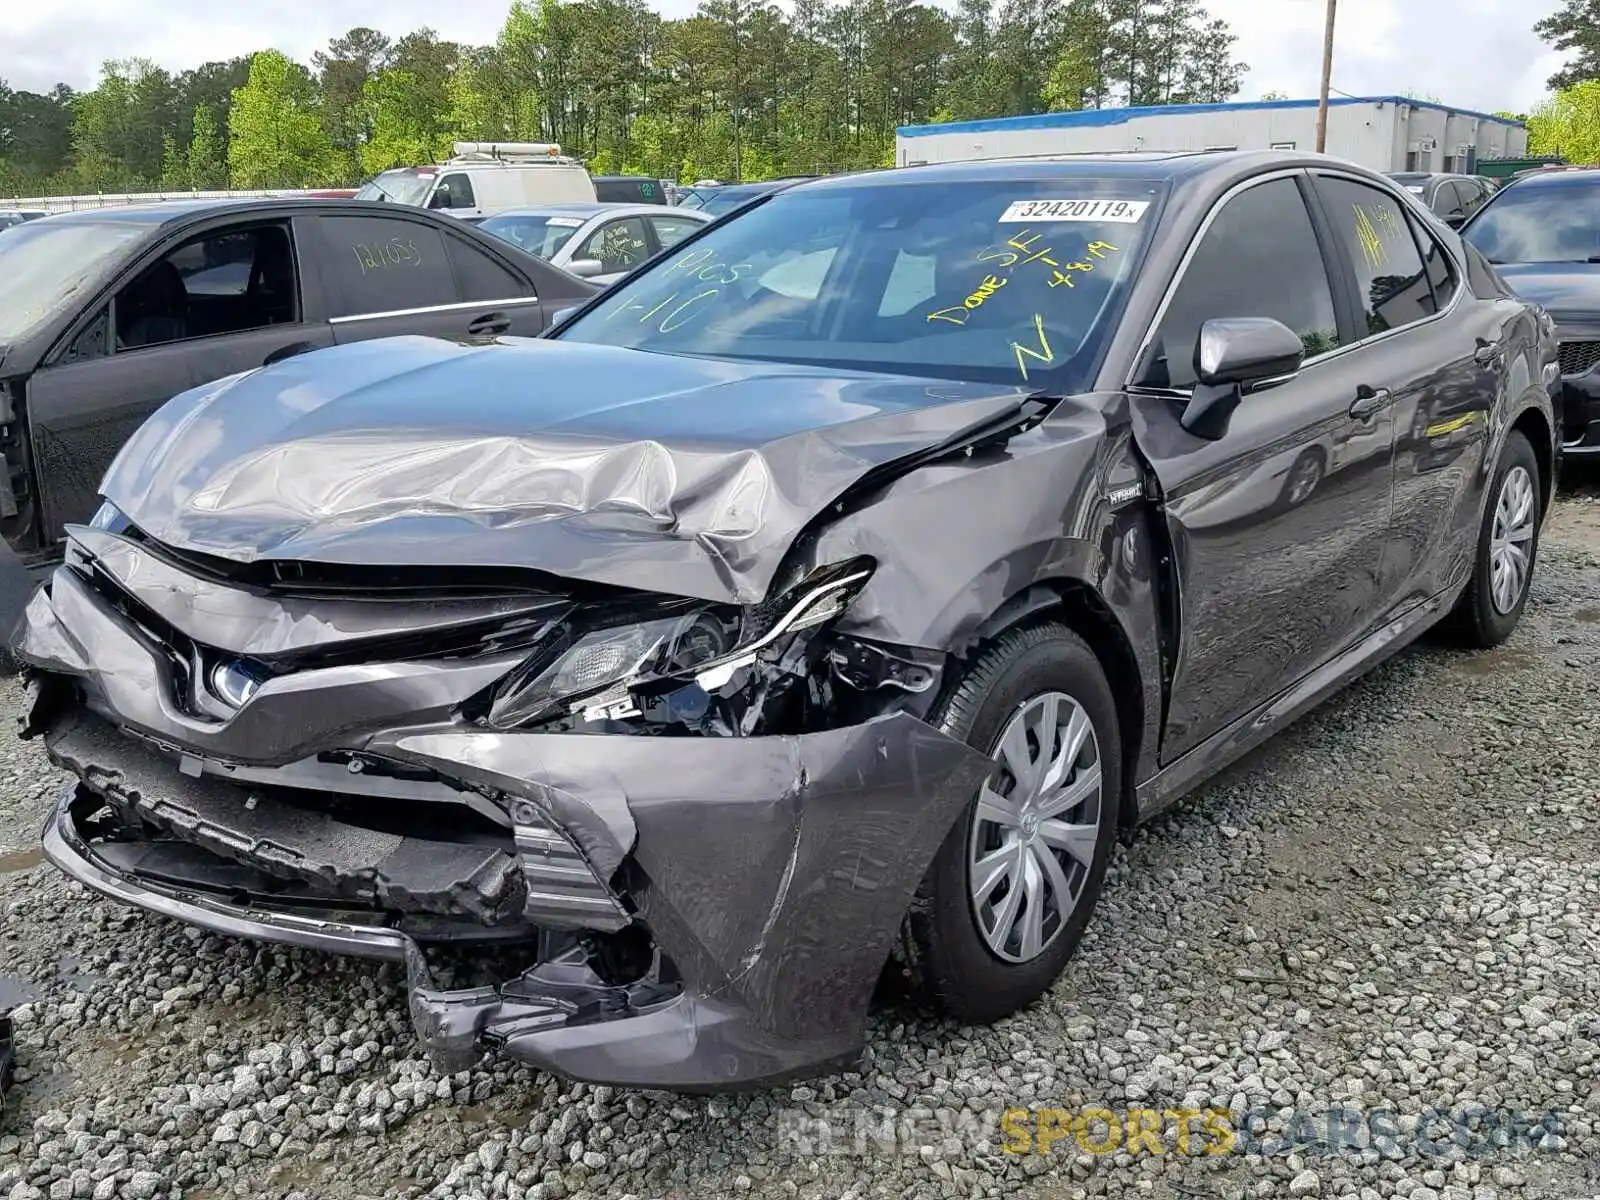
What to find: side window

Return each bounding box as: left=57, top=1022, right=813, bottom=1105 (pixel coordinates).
left=1464, top=180, right=1490, bottom=214
left=648, top=215, right=703, bottom=252
left=434, top=173, right=476, bottom=211
left=1319, top=177, right=1434, bottom=336
left=64, top=305, right=111, bottom=363
left=447, top=235, right=532, bottom=302
left=1147, top=177, right=1340, bottom=389
left=1436, top=181, right=1468, bottom=220
left=1405, top=211, right=1459, bottom=313
left=115, top=223, right=298, bottom=351
left=576, top=217, right=651, bottom=273
left=320, top=216, right=456, bottom=317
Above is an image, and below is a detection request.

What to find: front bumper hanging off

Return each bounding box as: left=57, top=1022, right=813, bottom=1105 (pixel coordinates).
left=21, top=565, right=993, bottom=1090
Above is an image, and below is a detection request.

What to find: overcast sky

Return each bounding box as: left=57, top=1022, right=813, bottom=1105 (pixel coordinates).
left=1, top=0, right=1573, bottom=115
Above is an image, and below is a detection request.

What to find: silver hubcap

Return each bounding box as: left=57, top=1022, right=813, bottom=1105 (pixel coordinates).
left=1489, top=465, right=1536, bottom=615
left=967, top=692, right=1103, bottom=964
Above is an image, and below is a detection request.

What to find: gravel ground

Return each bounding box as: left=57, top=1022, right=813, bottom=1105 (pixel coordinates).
left=2, top=474, right=1598, bottom=1200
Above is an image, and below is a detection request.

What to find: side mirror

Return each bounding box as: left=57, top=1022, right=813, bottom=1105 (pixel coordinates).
left=1444, top=212, right=1467, bottom=229
left=1181, top=317, right=1305, bottom=440
left=567, top=258, right=605, bottom=279
left=548, top=304, right=582, bottom=328
left=428, top=191, right=451, bottom=210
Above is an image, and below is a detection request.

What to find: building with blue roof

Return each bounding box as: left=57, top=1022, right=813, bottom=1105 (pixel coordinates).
left=895, top=96, right=1528, bottom=174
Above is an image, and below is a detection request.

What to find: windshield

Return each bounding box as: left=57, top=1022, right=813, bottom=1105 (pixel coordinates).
left=677, top=189, right=717, bottom=211
left=1463, top=181, right=1600, bottom=263
left=478, top=213, right=586, bottom=259
left=0, top=220, right=146, bottom=343
left=558, top=178, right=1162, bottom=386
left=354, top=169, right=437, bottom=206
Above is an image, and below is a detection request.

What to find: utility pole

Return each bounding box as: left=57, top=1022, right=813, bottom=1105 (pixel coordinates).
left=1315, top=0, right=1338, bottom=153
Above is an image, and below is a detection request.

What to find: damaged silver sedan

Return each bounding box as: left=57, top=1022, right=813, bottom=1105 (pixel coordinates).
left=15, top=152, right=1558, bottom=1090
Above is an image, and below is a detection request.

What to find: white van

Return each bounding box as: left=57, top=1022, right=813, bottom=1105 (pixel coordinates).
left=353, top=143, right=597, bottom=220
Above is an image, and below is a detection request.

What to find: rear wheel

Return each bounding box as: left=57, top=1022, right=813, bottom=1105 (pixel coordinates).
left=901, top=624, right=1120, bottom=1022
left=1449, top=429, right=1541, bottom=647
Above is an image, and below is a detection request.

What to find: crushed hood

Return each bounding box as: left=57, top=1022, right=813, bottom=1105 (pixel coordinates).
left=100, top=336, right=1034, bottom=604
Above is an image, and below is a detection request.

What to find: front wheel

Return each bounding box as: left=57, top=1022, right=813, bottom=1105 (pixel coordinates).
left=1448, top=429, right=1541, bottom=647
left=900, top=624, right=1120, bottom=1023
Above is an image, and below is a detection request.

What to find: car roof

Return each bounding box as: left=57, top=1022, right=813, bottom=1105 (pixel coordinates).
left=35, top=197, right=530, bottom=228
left=792, top=150, right=1347, bottom=194
left=39, top=199, right=247, bottom=225
left=487, top=202, right=691, bottom=220
left=1503, top=167, right=1600, bottom=188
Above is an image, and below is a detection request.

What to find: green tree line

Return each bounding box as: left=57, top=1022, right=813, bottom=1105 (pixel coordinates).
left=1, top=0, right=1248, bottom=197
left=1526, top=0, right=1600, bottom=161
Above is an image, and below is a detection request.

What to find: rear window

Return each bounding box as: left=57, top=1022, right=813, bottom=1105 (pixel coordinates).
left=479, top=213, right=586, bottom=259
left=1463, top=181, right=1600, bottom=263
left=594, top=178, right=663, bottom=204
left=560, top=179, right=1164, bottom=387
left=354, top=169, right=437, bottom=207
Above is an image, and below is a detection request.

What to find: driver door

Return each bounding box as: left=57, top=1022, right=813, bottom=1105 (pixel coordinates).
left=25, top=215, right=333, bottom=542
left=1126, top=173, right=1395, bottom=762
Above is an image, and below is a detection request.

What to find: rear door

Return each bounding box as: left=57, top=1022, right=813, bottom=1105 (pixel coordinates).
left=25, top=213, right=334, bottom=540
left=312, top=211, right=546, bottom=342
left=1309, top=170, right=1508, bottom=617
left=1126, top=172, right=1392, bottom=761
left=567, top=215, right=653, bottom=287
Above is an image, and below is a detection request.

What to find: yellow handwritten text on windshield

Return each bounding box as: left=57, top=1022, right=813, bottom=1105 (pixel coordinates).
left=1011, top=314, right=1055, bottom=382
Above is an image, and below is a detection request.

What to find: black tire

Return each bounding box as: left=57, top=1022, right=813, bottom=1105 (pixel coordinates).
left=900, top=623, right=1121, bottom=1023
left=1448, top=429, right=1542, bottom=648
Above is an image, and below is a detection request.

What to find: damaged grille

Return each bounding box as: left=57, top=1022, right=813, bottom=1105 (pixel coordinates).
left=48, top=711, right=527, bottom=924
left=1558, top=340, right=1600, bottom=377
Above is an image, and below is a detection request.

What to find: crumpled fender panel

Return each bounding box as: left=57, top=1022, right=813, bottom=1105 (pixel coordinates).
left=379, top=717, right=995, bottom=1045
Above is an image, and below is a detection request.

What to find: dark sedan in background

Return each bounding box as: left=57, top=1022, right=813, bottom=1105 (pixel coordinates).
left=0, top=199, right=595, bottom=628
left=17, top=151, right=1557, bottom=1091
left=1462, top=167, right=1600, bottom=457
left=1388, top=171, right=1496, bottom=228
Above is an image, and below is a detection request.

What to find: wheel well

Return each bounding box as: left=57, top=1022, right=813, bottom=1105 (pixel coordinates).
left=968, top=581, right=1145, bottom=830
left=1511, top=406, right=1554, bottom=514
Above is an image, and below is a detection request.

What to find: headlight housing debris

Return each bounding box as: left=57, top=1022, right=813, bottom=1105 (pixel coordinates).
left=483, top=560, right=874, bottom=733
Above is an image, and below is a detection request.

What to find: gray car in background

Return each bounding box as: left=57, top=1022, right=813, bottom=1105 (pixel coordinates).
left=479, top=203, right=712, bottom=286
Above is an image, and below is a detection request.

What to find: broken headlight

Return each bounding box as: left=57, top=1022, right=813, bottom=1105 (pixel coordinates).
left=484, top=561, right=873, bottom=730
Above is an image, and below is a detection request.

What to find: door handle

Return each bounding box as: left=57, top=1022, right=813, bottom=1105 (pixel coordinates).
left=1473, top=338, right=1503, bottom=366
left=1349, top=385, right=1392, bottom=419
left=467, top=312, right=512, bottom=336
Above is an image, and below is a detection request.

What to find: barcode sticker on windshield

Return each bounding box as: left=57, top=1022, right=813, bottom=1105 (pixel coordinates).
left=999, top=199, right=1150, bottom=224
left=545, top=216, right=585, bottom=228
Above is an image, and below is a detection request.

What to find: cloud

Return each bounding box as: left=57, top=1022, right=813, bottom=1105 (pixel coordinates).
left=1, top=0, right=1574, bottom=117
left=1211, top=0, right=1567, bottom=113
